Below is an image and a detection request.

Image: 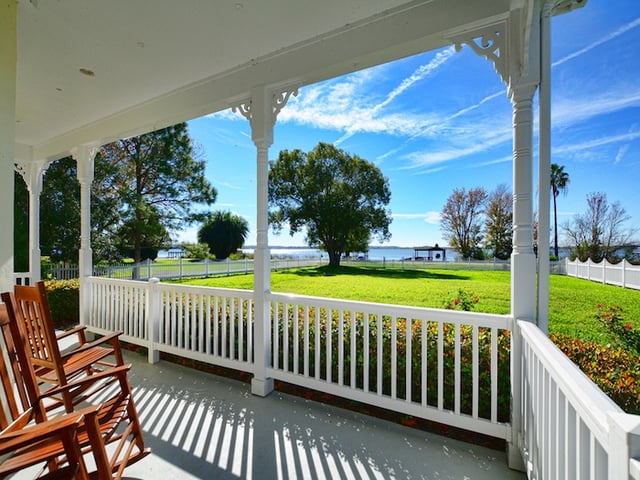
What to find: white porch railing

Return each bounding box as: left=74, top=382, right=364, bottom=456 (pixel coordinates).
left=565, top=258, right=640, bottom=290
left=518, top=321, right=640, bottom=479
left=268, top=292, right=511, bottom=439
left=85, top=276, right=640, bottom=478
left=85, top=276, right=511, bottom=440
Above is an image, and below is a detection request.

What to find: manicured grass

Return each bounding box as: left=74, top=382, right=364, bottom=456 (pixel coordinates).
left=175, top=265, right=640, bottom=346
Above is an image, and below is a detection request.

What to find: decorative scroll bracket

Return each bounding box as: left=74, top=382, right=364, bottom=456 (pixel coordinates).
left=14, top=160, right=51, bottom=194
left=448, top=21, right=509, bottom=85
left=232, top=85, right=299, bottom=129
left=231, top=85, right=299, bottom=147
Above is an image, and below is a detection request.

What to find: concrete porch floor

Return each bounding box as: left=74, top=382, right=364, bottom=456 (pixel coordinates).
left=118, top=350, right=525, bottom=480
left=15, top=349, right=526, bottom=479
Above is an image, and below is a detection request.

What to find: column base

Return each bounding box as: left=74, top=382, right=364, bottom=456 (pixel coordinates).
left=251, top=377, right=274, bottom=397
left=507, top=441, right=526, bottom=472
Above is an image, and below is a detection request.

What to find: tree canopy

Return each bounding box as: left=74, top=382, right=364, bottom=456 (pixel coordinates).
left=268, top=142, right=392, bottom=267
left=440, top=187, right=488, bottom=259
left=198, top=211, right=249, bottom=260
left=484, top=184, right=513, bottom=260
left=98, top=123, right=217, bottom=264
left=22, top=123, right=216, bottom=266
left=563, top=192, right=635, bottom=261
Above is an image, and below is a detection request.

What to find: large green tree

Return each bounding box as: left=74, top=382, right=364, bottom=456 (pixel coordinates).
left=440, top=187, right=487, bottom=259
left=98, top=123, right=217, bottom=264
left=269, top=142, right=392, bottom=267
left=14, top=172, right=29, bottom=272
left=40, top=157, right=81, bottom=262
left=198, top=211, right=249, bottom=260
left=550, top=163, right=570, bottom=258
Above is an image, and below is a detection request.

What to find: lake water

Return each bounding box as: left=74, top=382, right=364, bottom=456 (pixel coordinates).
left=242, top=246, right=456, bottom=261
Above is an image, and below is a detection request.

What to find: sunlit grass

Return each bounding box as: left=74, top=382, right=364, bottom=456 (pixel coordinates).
left=174, top=265, right=640, bottom=345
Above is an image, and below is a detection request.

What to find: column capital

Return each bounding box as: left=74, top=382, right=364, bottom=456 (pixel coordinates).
left=232, top=84, right=299, bottom=148
left=14, top=160, right=50, bottom=195
left=71, top=144, right=100, bottom=183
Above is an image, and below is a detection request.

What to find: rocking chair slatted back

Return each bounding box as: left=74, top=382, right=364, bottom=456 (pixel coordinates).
left=11, top=281, right=124, bottom=411
left=0, top=302, right=90, bottom=479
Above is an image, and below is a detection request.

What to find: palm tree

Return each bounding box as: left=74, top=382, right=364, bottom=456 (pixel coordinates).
left=550, top=163, right=570, bottom=258
left=198, top=211, right=249, bottom=260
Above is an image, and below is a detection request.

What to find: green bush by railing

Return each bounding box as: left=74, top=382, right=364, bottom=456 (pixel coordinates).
left=272, top=306, right=511, bottom=422
left=550, top=332, right=640, bottom=415
left=44, top=279, right=79, bottom=329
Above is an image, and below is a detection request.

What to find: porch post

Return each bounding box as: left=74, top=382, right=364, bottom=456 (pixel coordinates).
left=73, top=145, right=98, bottom=325
left=234, top=85, right=297, bottom=396
left=15, top=161, right=48, bottom=283
left=537, top=0, right=553, bottom=334
left=509, top=82, right=538, bottom=324
left=0, top=1, right=17, bottom=293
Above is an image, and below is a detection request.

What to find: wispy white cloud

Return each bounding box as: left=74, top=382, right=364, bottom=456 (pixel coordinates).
left=401, top=128, right=512, bottom=169
left=277, top=46, right=457, bottom=141
left=554, top=130, right=640, bottom=155
left=210, top=177, right=243, bottom=189
left=553, top=89, right=640, bottom=127
left=393, top=211, right=441, bottom=224
left=553, top=17, right=640, bottom=67
left=377, top=90, right=505, bottom=162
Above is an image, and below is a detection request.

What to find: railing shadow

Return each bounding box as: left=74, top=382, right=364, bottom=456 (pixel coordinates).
left=113, top=351, right=520, bottom=479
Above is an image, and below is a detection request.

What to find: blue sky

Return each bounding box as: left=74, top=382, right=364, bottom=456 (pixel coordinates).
left=181, top=0, right=640, bottom=249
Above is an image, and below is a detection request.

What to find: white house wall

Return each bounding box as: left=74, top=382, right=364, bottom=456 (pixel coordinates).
left=0, top=3, right=17, bottom=294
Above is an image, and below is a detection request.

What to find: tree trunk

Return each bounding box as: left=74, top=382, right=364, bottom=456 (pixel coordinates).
left=328, top=251, right=341, bottom=267
left=553, top=194, right=558, bottom=258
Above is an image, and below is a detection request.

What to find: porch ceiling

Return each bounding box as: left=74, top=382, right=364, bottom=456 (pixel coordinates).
left=15, top=0, right=520, bottom=162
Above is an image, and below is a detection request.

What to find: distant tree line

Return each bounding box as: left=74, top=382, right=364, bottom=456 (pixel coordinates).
left=439, top=163, right=637, bottom=263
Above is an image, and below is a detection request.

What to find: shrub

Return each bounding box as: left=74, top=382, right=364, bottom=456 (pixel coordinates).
left=182, top=242, right=210, bottom=259
left=44, top=279, right=80, bottom=329
left=550, top=333, right=640, bottom=414
left=595, top=304, right=640, bottom=355
left=444, top=289, right=479, bottom=311
left=273, top=307, right=510, bottom=422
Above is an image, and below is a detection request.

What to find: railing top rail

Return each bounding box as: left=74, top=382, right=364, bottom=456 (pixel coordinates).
left=155, top=281, right=254, bottom=299
left=86, top=276, right=147, bottom=288
left=86, top=276, right=255, bottom=298
left=518, top=320, right=623, bottom=444
left=269, top=291, right=512, bottom=329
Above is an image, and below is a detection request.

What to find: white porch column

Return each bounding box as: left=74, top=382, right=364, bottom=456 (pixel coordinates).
left=15, top=161, right=48, bottom=283
left=73, top=145, right=98, bottom=325
left=509, top=81, right=538, bottom=324
left=537, top=1, right=553, bottom=334
left=234, top=85, right=297, bottom=397
left=0, top=1, right=17, bottom=292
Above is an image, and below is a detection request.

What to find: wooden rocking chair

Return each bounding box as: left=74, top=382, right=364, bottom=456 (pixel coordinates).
left=0, top=304, right=90, bottom=479
left=10, top=281, right=125, bottom=411
left=1, top=294, right=150, bottom=479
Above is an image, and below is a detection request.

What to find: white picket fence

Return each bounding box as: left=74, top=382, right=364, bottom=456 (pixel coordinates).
left=565, top=258, right=640, bottom=290
left=84, top=276, right=640, bottom=478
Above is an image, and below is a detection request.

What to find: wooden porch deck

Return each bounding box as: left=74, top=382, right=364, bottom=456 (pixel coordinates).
left=93, top=350, right=524, bottom=479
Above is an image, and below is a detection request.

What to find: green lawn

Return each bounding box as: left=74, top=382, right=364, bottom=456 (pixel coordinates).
left=174, top=265, right=640, bottom=346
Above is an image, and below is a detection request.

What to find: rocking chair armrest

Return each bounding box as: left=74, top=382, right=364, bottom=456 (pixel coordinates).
left=0, top=410, right=86, bottom=453
left=59, top=330, right=123, bottom=359
left=55, top=325, right=87, bottom=342
left=39, top=364, right=133, bottom=400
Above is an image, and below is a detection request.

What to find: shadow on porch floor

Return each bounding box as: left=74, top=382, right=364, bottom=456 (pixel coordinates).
left=123, top=350, right=525, bottom=479
left=15, top=349, right=526, bottom=479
